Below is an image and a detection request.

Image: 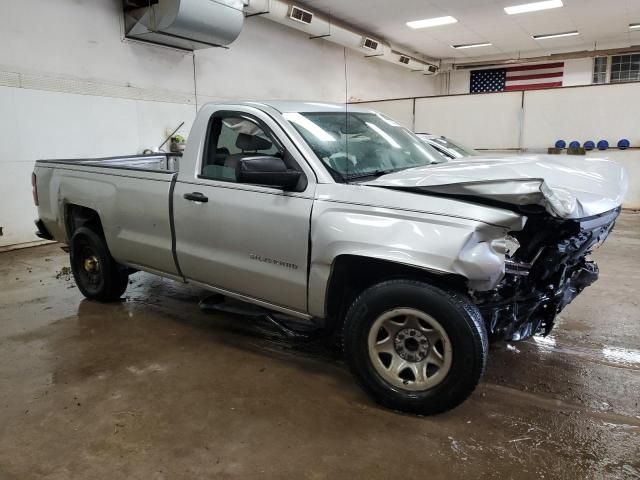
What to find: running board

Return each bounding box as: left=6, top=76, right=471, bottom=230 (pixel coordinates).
left=263, top=314, right=322, bottom=341
left=199, top=295, right=326, bottom=341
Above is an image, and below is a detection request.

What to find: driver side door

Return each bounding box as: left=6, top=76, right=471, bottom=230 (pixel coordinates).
left=173, top=109, right=315, bottom=315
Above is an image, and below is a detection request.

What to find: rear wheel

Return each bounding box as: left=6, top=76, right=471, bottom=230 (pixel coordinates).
left=343, top=279, right=487, bottom=415
left=70, top=226, right=129, bottom=302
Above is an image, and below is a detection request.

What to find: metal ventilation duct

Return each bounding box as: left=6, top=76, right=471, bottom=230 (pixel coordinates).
left=246, top=0, right=439, bottom=75
left=125, top=0, right=245, bottom=50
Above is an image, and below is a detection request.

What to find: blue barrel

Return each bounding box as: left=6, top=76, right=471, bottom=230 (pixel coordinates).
left=569, top=141, right=581, bottom=149
left=584, top=140, right=595, bottom=151
left=597, top=140, right=609, bottom=150
left=618, top=139, right=631, bottom=150
left=555, top=140, right=566, bottom=149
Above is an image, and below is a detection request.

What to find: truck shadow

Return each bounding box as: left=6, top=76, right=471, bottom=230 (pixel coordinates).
left=75, top=275, right=344, bottom=373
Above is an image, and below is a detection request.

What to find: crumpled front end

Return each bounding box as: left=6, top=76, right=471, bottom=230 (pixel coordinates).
left=473, top=207, right=620, bottom=341
left=364, top=155, right=628, bottom=220
left=413, top=176, right=626, bottom=220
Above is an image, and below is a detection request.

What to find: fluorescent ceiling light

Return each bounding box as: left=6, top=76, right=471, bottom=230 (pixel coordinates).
left=504, top=0, right=563, bottom=15
left=533, top=30, right=579, bottom=39
left=630, top=23, right=640, bottom=30
left=407, top=16, right=457, bottom=29
left=451, top=42, right=492, bottom=49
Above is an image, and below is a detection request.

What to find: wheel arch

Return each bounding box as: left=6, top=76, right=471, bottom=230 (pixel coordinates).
left=322, top=254, right=468, bottom=332
left=65, top=204, right=104, bottom=239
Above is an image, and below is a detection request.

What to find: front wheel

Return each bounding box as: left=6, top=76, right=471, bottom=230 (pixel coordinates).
left=343, top=279, right=488, bottom=415
left=70, top=226, right=129, bottom=302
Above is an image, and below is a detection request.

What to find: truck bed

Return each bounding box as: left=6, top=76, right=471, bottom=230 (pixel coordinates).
left=34, top=152, right=183, bottom=278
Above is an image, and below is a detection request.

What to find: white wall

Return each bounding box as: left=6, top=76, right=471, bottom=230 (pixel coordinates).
left=353, top=99, right=416, bottom=129
left=0, top=0, right=436, bottom=246
left=414, top=92, right=523, bottom=149
left=0, top=1, right=195, bottom=95
left=522, top=82, right=640, bottom=149
left=195, top=17, right=438, bottom=103
left=0, top=87, right=197, bottom=247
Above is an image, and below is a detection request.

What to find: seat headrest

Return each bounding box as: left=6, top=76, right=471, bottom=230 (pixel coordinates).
left=236, top=133, right=272, bottom=151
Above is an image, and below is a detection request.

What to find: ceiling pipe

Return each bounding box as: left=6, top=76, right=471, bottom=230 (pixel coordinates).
left=245, top=0, right=440, bottom=75
left=450, top=45, right=640, bottom=70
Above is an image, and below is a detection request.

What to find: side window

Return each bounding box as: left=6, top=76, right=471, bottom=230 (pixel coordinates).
left=201, top=115, right=282, bottom=182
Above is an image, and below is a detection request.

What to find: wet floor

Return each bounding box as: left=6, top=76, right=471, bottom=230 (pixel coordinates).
left=1, top=213, right=639, bottom=479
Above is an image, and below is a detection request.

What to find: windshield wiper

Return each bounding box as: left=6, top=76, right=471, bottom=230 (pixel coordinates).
left=344, top=168, right=401, bottom=182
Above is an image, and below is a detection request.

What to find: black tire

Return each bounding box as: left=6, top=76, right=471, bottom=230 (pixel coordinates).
left=343, top=279, right=488, bottom=415
left=70, top=226, right=129, bottom=302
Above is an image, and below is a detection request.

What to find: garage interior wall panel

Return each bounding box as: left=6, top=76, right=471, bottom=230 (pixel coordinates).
left=193, top=17, right=437, bottom=103
left=522, top=83, right=640, bottom=149
left=355, top=99, right=415, bottom=129
left=414, top=92, right=523, bottom=150
left=521, top=83, right=640, bottom=209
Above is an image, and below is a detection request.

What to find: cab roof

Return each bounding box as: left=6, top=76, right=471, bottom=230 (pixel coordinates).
left=204, top=100, right=377, bottom=114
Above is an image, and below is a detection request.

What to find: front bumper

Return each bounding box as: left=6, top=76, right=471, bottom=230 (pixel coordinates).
left=479, top=260, right=599, bottom=341
left=474, top=208, right=619, bottom=341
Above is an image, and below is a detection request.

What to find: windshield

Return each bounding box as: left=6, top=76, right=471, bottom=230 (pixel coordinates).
left=284, top=111, right=444, bottom=181
left=423, top=135, right=479, bottom=158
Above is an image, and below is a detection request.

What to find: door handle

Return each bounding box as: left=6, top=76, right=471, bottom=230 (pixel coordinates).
left=183, top=192, right=209, bottom=203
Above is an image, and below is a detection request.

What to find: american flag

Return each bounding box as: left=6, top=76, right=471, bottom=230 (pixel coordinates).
left=470, top=62, right=564, bottom=93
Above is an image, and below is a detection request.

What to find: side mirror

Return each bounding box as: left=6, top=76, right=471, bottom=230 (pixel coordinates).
left=236, top=156, right=302, bottom=190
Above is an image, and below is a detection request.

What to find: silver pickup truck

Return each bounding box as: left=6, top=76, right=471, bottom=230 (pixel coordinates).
left=33, top=101, right=627, bottom=414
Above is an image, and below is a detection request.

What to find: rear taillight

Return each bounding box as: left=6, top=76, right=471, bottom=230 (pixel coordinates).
left=32, top=172, right=39, bottom=206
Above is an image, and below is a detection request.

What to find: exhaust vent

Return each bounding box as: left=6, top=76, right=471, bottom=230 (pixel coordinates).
left=424, top=64, right=439, bottom=75
left=398, top=55, right=410, bottom=65
left=289, top=5, right=313, bottom=25
left=124, top=0, right=245, bottom=50
left=362, top=37, right=380, bottom=52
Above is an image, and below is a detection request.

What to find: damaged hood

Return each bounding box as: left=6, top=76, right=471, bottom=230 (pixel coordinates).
left=363, top=155, right=628, bottom=219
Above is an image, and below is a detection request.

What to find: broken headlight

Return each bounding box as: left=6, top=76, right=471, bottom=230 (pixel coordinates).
left=491, top=234, right=520, bottom=258
left=504, top=235, right=520, bottom=258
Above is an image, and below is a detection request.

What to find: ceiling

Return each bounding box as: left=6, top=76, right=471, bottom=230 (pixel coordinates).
left=297, top=0, right=640, bottom=63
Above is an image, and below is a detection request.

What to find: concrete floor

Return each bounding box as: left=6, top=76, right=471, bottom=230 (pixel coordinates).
left=1, top=213, right=639, bottom=480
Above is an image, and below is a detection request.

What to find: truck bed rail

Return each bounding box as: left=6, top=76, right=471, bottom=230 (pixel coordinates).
left=36, top=153, right=181, bottom=174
